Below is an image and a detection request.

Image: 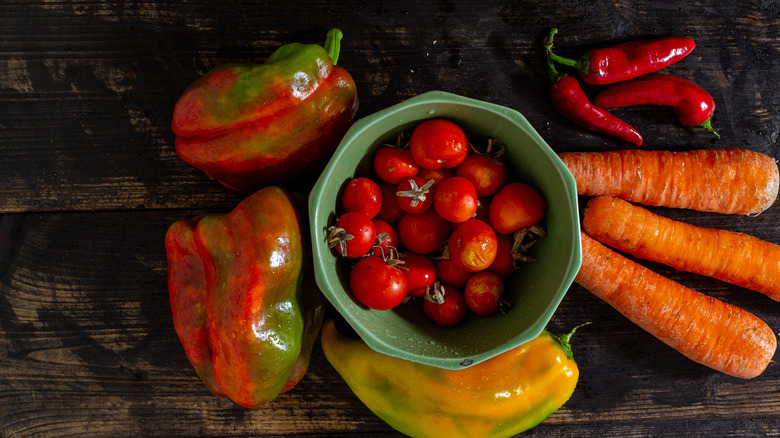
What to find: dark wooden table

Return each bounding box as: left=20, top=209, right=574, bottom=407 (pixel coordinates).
left=2, top=1, right=779, bottom=436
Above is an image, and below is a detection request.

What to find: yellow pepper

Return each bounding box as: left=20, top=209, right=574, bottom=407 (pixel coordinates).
left=321, top=320, right=584, bottom=438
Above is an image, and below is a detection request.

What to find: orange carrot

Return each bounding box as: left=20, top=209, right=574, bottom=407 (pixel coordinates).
left=583, top=195, right=780, bottom=301
left=576, top=230, right=776, bottom=378
left=559, top=148, right=779, bottom=215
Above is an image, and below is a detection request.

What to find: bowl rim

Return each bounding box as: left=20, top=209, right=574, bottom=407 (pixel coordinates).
left=308, top=90, right=582, bottom=369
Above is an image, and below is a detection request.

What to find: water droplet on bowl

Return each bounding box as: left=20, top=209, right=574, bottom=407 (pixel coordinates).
left=427, top=109, right=435, bottom=115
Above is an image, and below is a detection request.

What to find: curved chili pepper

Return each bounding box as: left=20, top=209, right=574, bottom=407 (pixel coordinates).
left=546, top=28, right=695, bottom=85
left=593, top=73, right=719, bottom=137
left=545, top=34, right=643, bottom=147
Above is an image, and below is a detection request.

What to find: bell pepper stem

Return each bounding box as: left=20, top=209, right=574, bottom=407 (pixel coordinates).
left=546, top=27, right=589, bottom=77
left=550, top=322, right=590, bottom=360
left=324, top=28, right=343, bottom=66
left=699, top=118, right=720, bottom=138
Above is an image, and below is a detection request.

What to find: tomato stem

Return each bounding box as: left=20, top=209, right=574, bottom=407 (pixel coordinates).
left=424, top=282, right=446, bottom=304
left=396, top=178, right=435, bottom=207
left=326, top=225, right=353, bottom=257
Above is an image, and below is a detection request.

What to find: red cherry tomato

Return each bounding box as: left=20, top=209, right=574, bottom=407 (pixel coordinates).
left=435, top=258, right=474, bottom=288
left=376, top=182, right=405, bottom=224
left=464, top=271, right=504, bottom=317
left=416, top=167, right=455, bottom=186
left=400, top=252, right=437, bottom=298
left=433, top=176, right=479, bottom=223
left=448, top=219, right=498, bottom=272
left=342, top=177, right=383, bottom=218
left=371, top=219, right=399, bottom=258
left=409, top=119, right=469, bottom=170
left=456, top=154, right=507, bottom=197
left=423, top=283, right=467, bottom=326
left=489, top=182, right=545, bottom=235
left=397, top=209, right=449, bottom=255
left=396, top=176, right=435, bottom=214
left=373, top=146, right=419, bottom=184
left=487, top=233, right=515, bottom=278
left=328, top=212, right=376, bottom=258
left=349, top=256, right=407, bottom=310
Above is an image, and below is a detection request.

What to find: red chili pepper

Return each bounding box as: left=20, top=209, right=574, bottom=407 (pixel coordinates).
left=546, top=28, right=695, bottom=85
left=545, top=34, right=643, bottom=147
left=593, top=73, right=719, bottom=138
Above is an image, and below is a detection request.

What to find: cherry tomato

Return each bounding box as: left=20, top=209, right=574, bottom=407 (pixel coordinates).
left=487, top=233, right=515, bottom=278
left=433, top=176, right=479, bottom=223
left=416, top=167, right=455, bottom=186
left=373, top=146, right=419, bottom=184
left=464, top=271, right=504, bottom=317
left=328, top=212, right=376, bottom=258
left=371, top=219, right=399, bottom=258
left=489, top=182, right=545, bottom=235
left=342, top=177, right=383, bottom=218
left=423, top=283, right=467, bottom=326
left=435, top=258, right=474, bottom=288
left=448, top=219, right=498, bottom=272
left=396, top=176, right=435, bottom=214
left=349, top=256, right=407, bottom=310
left=409, top=119, right=469, bottom=170
left=456, top=154, right=507, bottom=197
left=397, top=209, right=449, bottom=255
left=400, top=252, right=436, bottom=298
left=376, top=182, right=405, bottom=224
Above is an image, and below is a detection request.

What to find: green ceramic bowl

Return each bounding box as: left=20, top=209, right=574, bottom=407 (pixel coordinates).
left=309, top=91, right=581, bottom=370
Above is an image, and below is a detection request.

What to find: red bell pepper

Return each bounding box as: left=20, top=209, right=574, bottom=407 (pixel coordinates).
left=165, top=187, right=326, bottom=407
left=172, top=29, right=359, bottom=193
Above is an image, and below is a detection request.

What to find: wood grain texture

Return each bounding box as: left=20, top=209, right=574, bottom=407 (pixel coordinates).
left=2, top=0, right=778, bottom=213
left=1, top=0, right=780, bottom=436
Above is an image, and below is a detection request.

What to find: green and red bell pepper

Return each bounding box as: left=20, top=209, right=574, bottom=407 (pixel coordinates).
left=165, top=187, right=326, bottom=408
left=172, top=29, right=359, bottom=193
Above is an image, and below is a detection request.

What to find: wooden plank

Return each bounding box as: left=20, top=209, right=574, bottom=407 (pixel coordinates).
left=0, top=210, right=778, bottom=436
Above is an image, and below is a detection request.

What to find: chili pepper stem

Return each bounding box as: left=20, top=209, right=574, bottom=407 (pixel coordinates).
left=545, top=28, right=589, bottom=78
left=544, top=30, right=567, bottom=83
left=699, top=118, right=720, bottom=138
left=324, top=28, right=343, bottom=66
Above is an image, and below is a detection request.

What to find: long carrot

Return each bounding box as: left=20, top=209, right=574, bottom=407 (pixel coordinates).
left=583, top=195, right=780, bottom=301
left=559, top=148, right=779, bottom=215
left=576, top=230, right=776, bottom=378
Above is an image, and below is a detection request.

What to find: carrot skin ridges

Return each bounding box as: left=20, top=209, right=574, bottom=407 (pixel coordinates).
left=558, top=149, right=779, bottom=215
left=576, top=231, right=776, bottom=379
left=583, top=196, right=780, bottom=301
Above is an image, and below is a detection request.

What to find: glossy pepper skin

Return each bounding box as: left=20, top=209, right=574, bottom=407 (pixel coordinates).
left=594, top=73, right=719, bottom=137
left=165, top=187, right=326, bottom=407
left=172, top=29, right=359, bottom=193
left=546, top=27, right=695, bottom=85
left=545, top=32, right=643, bottom=147
left=321, top=319, right=582, bottom=438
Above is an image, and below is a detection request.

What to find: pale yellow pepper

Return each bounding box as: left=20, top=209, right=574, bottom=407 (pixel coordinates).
left=321, top=319, right=583, bottom=438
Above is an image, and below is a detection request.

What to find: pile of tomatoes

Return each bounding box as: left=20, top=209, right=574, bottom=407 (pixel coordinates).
left=328, top=119, right=546, bottom=326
